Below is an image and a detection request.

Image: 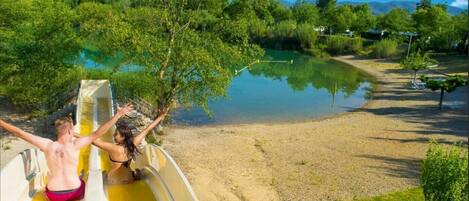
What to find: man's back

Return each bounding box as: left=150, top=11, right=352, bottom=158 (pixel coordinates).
left=44, top=141, right=81, bottom=191
left=0, top=104, right=133, bottom=200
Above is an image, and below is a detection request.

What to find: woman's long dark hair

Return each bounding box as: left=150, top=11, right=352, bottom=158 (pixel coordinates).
left=116, top=120, right=140, bottom=161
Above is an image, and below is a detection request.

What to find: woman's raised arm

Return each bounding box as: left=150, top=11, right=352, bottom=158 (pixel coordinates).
left=133, top=110, right=168, bottom=146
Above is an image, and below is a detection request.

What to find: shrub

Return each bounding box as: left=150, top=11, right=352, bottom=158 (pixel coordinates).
left=324, top=35, right=363, bottom=55
left=294, top=23, right=319, bottom=49
left=305, top=48, right=330, bottom=59
left=370, top=39, right=398, bottom=58
left=420, top=142, right=468, bottom=201
left=273, top=20, right=297, bottom=39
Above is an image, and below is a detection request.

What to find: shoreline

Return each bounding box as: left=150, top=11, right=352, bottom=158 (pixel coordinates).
left=171, top=55, right=380, bottom=129
left=163, top=55, right=467, bottom=201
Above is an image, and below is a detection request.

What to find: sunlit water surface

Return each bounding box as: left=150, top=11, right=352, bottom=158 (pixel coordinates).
left=78, top=49, right=374, bottom=125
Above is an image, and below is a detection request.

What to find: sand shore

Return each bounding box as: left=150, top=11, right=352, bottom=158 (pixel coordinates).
left=163, top=55, right=468, bottom=201
left=0, top=55, right=467, bottom=200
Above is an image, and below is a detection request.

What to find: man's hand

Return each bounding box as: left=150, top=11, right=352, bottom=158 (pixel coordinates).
left=116, top=103, right=133, bottom=117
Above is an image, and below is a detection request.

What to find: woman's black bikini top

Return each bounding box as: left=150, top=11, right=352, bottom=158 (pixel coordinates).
left=109, top=156, right=132, bottom=168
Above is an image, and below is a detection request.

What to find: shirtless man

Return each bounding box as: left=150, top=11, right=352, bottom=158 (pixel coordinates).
left=0, top=104, right=133, bottom=201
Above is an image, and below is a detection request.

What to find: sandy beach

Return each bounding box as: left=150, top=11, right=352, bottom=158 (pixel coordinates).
left=163, top=55, right=468, bottom=201
left=1, top=56, right=467, bottom=200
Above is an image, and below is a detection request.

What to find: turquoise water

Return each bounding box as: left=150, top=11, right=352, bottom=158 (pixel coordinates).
left=78, top=49, right=373, bottom=125
left=172, top=50, right=373, bottom=125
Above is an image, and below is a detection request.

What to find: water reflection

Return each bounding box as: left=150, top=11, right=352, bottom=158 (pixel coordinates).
left=173, top=50, right=373, bottom=125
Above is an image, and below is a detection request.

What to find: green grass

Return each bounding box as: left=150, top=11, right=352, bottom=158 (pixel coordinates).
left=355, top=187, right=424, bottom=201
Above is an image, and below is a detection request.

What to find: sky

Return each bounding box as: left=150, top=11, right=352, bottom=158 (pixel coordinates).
left=283, top=0, right=469, bottom=9
left=450, top=0, right=468, bottom=8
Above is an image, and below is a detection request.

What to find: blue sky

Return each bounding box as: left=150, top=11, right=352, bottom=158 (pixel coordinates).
left=283, top=0, right=468, bottom=8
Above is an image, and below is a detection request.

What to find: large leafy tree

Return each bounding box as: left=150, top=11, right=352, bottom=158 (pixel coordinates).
left=225, top=0, right=274, bottom=23
left=316, top=0, right=336, bottom=11
left=377, top=8, right=414, bottom=34
left=451, top=12, right=469, bottom=53
left=270, top=0, right=293, bottom=22
left=350, top=4, right=375, bottom=34
left=292, top=1, right=319, bottom=25
left=417, top=0, right=432, bottom=10
left=412, top=4, right=451, bottom=51
left=0, top=0, right=82, bottom=113
left=330, top=5, right=354, bottom=33
left=77, top=1, right=263, bottom=114
left=413, top=5, right=449, bottom=36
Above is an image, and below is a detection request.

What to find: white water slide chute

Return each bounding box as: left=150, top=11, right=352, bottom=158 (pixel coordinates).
left=0, top=80, right=198, bottom=201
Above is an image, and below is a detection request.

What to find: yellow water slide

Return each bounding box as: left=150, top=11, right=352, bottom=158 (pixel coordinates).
left=0, top=80, right=198, bottom=201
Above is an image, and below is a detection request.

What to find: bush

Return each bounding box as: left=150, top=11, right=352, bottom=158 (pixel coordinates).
left=324, top=35, right=363, bottom=55
left=305, top=47, right=330, bottom=59
left=273, top=20, right=297, bottom=39
left=369, top=39, right=398, bottom=58
left=294, top=23, right=319, bottom=49
left=420, top=142, right=468, bottom=201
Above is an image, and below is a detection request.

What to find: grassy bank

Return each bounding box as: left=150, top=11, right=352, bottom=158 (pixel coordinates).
left=355, top=187, right=424, bottom=201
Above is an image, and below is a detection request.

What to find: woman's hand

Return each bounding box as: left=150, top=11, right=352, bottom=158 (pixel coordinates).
left=157, top=107, right=169, bottom=120
left=116, top=103, right=133, bottom=117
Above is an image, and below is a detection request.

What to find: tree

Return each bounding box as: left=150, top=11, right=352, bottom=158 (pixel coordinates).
left=377, top=8, right=414, bottom=34
left=0, top=0, right=82, bottom=113
left=292, top=1, right=319, bottom=25
left=316, top=0, right=336, bottom=11
left=452, top=12, right=469, bottom=53
left=412, top=5, right=451, bottom=51
left=400, top=52, right=437, bottom=82
left=417, top=0, right=432, bottom=10
left=226, top=0, right=274, bottom=24
left=77, top=1, right=263, bottom=114
left=317, top=0, right=336, bottom=30
left=413, top=5, right=449, bottom=36
left=270, top=0, right=293, bottom=22
left=420, top=75, right=468, bottom=109
left=330, top=5, right=354, bottom=33
left=350, top=4, right=375, bottom=34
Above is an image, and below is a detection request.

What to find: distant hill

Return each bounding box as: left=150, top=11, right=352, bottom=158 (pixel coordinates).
left=280, top=0, right=466, bottom=15
left=339, top=1, right=466, bottom=15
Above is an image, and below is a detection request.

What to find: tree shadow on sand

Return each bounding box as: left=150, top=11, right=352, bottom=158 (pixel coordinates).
left=355, top=154, right=421, bottom=180
left=368, top=136, right=468, bottom=146
left=357, top=104, right=468, bottom=138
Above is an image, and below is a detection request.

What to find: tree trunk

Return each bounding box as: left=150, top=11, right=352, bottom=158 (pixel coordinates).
left=159, top=31, right=175, bottom=79
left=439, top=88, right=444, bottom=110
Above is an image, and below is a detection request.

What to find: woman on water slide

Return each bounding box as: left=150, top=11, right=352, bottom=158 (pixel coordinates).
left=91, top=108, right=168, bottom=184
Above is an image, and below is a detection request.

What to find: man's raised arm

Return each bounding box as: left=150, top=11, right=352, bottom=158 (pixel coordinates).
left=74, top=104, right=133, bottom=149
left=0, top=119, right=52, bottom=151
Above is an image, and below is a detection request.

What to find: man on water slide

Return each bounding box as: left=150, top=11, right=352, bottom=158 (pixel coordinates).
left=0, top=104, right=133, bottom=201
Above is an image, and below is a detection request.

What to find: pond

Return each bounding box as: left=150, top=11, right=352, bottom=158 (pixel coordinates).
left=172, top=50, right=374, bottom=125
left=78, top=49, right=374, bottom=125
